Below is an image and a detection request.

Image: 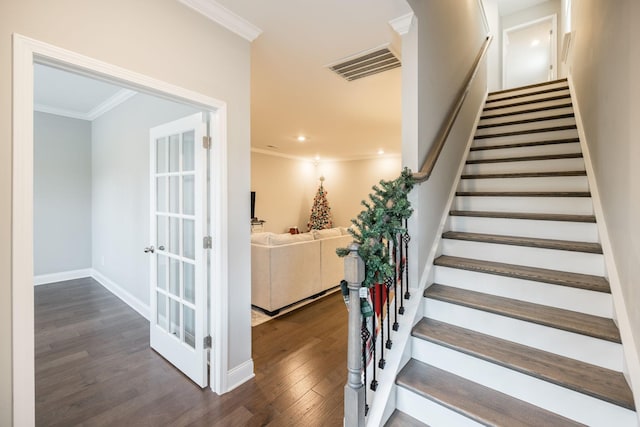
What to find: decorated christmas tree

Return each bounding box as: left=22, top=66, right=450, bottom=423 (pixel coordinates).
left=307, top=177, right=333, bottom=230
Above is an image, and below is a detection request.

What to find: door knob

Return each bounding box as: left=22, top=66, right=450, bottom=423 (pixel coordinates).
left=144, top=246, right=155, bottom=254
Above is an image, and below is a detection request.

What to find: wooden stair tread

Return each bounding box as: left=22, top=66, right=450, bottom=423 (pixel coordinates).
left=466, top=152, right=582, bottom=164
left=486, top=86, right=569, bottom=104
left=442, top=231, right=602, bottom=254
left=489, top=79, right=567, bottom=96
left=475, top=125, right=577, bottom=139
left=449, top=210, right=596, bottom=223
left=384, top=410, right=430, bottom=427
left=477, top=113, right=575, bottom=129
left=456, top=191, right=590, bottom=197
left=424, top=284, right=620, bottom=343
left=481, top=103, right=573, bottom=120
left=434, top=255, right=609, bottom=293
left=483, top=94, right=571, bottom=111
left=461, top=171, right=586, bottom=179
left=397, top=359, right=585, bottom=427
left=470, top=137, right=580, bottom=151
left=413, top=318, right=635, bottom=410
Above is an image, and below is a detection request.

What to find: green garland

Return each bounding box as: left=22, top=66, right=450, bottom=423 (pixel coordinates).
left=337, top=167, right=415, bottom=288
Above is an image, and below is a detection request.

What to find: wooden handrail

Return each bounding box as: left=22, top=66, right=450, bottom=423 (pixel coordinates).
left=412, top=35, right=493, bottom=183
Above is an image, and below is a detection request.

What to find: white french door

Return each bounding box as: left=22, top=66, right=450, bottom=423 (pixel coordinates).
left=148, top=113, right=209, bottom=387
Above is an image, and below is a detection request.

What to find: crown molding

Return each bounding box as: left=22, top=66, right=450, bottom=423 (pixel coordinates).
left=178, top=0, right=262, bottom=42
left=389, top=12, right=414, bottom=36
left=34, top=88, right=137, bottom=121
left=251, top=147, right=401, bottom=163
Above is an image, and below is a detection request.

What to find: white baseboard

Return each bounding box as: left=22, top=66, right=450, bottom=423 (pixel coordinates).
left=224, top=359, right=255, bottom=393
left=90, top=269, right=150, bottom=320
left=34, top=268, right=93, bottom=286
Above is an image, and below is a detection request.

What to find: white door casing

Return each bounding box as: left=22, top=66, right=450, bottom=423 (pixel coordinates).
left=149, top=113, right=209, bottom=387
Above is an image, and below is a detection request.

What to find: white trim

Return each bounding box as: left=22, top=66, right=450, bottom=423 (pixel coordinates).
left=86, top=89, right=137, bottom=120
left=567, top=75, right=640, bottom=413
left=225, top=359, right=255, bottom=392
left=34, top=88, right=137, bottom=121
left=33, top=269, right=92, bottom=286
left=389, top=13, right=414, bottom=36
left=91, top=269, right=150, bottom=320
left=502, top=14, right=558, bottom=89
left=12, top=33, right=233, bottom=424
left=177, top=0, right=262, bottom=42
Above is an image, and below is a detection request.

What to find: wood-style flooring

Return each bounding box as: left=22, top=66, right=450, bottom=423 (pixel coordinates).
left=35, top=278, right=347, bottom=426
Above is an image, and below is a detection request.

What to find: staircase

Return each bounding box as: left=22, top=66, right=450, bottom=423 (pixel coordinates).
left=386, top=80, right=638, bottom=426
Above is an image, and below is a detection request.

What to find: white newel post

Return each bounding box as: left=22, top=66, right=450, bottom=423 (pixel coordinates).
left=344, top=242, right=365, bottom=427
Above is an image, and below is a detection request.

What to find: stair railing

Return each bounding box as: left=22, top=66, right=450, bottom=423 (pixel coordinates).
left=343, top=32, right=493, bottom=427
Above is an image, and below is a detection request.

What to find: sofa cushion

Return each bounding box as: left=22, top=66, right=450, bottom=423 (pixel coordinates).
left=269, top=232, right=314, bottom=246
left=312, top=228, right=342, bottom=239
left=251, top=232, right=272, bottom=245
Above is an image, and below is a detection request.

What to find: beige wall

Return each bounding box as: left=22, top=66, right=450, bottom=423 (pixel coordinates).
left=404, top=0, right=488, bottom=288
left=569, top=0, right=640, bottom=386
left=0, top=0, right=251, bottom=423
left=251, top=152, right=402, bottom=234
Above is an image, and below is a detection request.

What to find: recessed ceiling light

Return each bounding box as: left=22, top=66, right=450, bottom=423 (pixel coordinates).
left=531, top=39, right=540, bottom=47
left=378, top=149, right=385, bottom=155
left=297, top=135, right=307, bottom=142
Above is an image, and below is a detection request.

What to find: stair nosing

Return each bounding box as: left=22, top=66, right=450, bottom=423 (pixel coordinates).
left=424, top=283, right=621, bottom=343
left=449, top=210, right=597, bottom=223
left=460, top=171, right=587, bottom=179
left=480, top=103, right=573, bottom=120
left=470, top=137, right=580, bottom=151
left=477, top=113, right=575, bottom=129
left=474, top=125, right=577, bottom=139
left=483, top=94, right=571, bottom=111
left=486, top=86, right=569, bottom=104
left=456, top=191, right=591, bottom=197
left=466, top=152, right=583, bottom=164
left=433, top=255, right=610, bottom=293
left=488, top=79, right=567, bottom=97
left=442, top=231, right=603, bottom=254
left=413, top=318, right=635, bottom=410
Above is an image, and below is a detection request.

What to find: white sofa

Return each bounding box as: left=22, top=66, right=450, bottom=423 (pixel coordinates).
left=251, top=228, right=353, bottom=315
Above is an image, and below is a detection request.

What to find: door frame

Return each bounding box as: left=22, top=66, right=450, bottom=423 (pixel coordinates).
left=12, top=33, right=230, bottom=424
left=502, top=14, right=558, bottom=89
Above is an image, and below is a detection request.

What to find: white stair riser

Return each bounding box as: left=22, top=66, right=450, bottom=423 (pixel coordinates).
left=478, top=106, right=574, bottom=126
left=483, top=98, right=572, bottom=117
left=458, top=176, right=589, bottom=192
left=433, top=266, right=613, bottom=318
left=486, top=83, right=569, bottom=101
left=447, top=216, right=599, bottom=242
left=485, top=89, right=571, bottom=109
left=473, top=129, right=578, bottom=146
left=395, top=386, right=484, bottom=427
left=467, top=142, right=582, bottom=160
left=423, top=298, right=623, bottom=371
left=440, top=239, right=604, bottom=276
left=411, top=340, right=637, bottom=427
left=475, top=117, right=576, bottom=137
left=454, top=196, right=594, bottom=215
left=463, top=158, right=585, bottom=175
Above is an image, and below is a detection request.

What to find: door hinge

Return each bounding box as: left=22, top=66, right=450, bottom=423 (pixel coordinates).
left=203, top=236, right=212, bottom=249
left=202, top=136, right=212, bottom=149
left=204, top=335, right=212, bottom=349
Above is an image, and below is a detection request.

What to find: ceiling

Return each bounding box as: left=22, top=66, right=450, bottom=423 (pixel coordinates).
left=33, top=0, right=548, bottom=161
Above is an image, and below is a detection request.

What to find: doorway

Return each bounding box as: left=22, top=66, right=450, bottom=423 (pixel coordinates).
left=503, top=14, right=558, bottom=89
left=12, top=34, right=230, bottom=423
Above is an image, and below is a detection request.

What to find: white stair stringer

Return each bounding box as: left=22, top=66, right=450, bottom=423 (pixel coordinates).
left=410, top=338, right=638, bottom=426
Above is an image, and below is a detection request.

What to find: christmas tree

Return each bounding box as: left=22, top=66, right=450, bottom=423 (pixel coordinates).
left=307, top=177, right=333, bottom=230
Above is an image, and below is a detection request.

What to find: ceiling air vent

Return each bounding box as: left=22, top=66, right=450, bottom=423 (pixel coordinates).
left=327, top=45, right=401, bottom=81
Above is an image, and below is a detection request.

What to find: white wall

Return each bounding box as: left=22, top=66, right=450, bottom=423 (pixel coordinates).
left=404, top=0, right=488, bottom=290
left=483, top=0, right=502, bottom=91
left=569, top=0, right=640, bottom=398
left=251, top=151, right=402, bottom=233
left=91, top=93, right=199, bottom=306
left=34, top=112, right=92, bottom=276
left=1, top=0, right=251, bottom=421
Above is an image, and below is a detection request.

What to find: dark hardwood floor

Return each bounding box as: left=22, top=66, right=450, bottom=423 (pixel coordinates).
left=35, top=278, right=347, bottom=426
